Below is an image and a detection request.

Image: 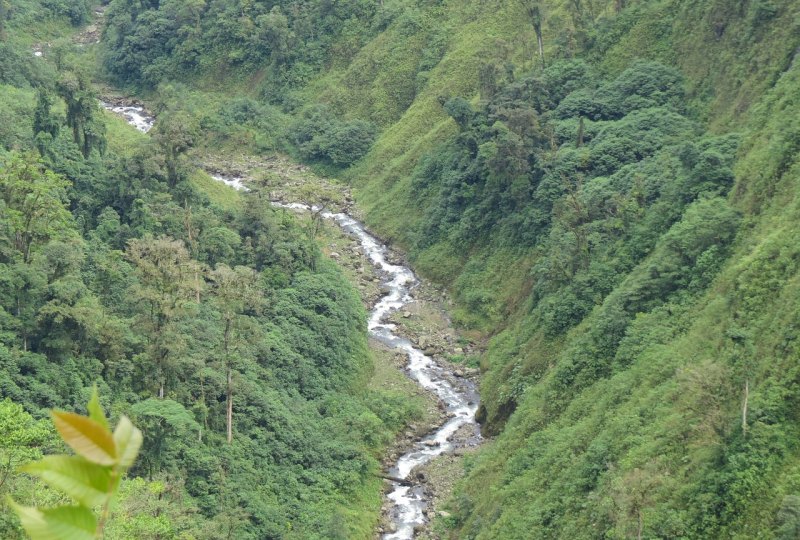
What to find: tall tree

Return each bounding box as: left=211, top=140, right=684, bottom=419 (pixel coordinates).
left=182, top=201, right=202, bottom=302
left=32, top=90, right=60, bottom=155
left=0, top=153, right=74, bottom=351
left=521, top=1, right=545, bottom=67
left=152, top=111, right=197, bottom=187
left=126, top=236, right=202, bottom=398
left=209, top=264, right=260, bottom=443
left=55, top=71, right=106, bottom=158
left=0, top=153, right=72, bottom=263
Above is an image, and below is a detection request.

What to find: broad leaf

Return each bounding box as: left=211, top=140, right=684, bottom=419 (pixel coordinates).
left=52, top=411, right=116, bottom=466
left=113, top=415, right=142, bottom=469
left=23, top=455, right=113, bottom=507
left=9, top=501, right=96, bottom=540
left=87, top=386, right=109, bottom=430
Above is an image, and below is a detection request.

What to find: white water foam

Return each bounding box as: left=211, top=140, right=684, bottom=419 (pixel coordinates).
left=275, top=204, right=481, bottom=540
left=210, top=173, right=250, bottom=192
left=101, top=102, right=155, bottom=133
left=103, top=102, right=480, bottom=537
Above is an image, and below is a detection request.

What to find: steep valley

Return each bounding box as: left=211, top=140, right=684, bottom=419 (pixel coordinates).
left=2, top=0, right=800, bottom=539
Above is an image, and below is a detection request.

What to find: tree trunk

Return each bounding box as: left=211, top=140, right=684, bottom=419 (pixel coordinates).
left=226, top=367, right=233, bottom=444
left=183, top=202, right=201, bottom=303
left=194, top=271, right=201, bottom=303
left=526, top=3, right=545, bottom=68
left=637, top=508, right=643, bottom=540
left=198, top=377, right=205, bottom=442
left=224, top=317, right=233, bottom=444
left=72, top=122, right=81, bottom=153
left=536, top=29, right=545, bottom=67
left=742, top=379, right=749, bottom=436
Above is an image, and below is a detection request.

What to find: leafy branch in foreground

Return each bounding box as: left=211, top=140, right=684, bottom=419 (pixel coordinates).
left=8, top=388, right=142, bottom=540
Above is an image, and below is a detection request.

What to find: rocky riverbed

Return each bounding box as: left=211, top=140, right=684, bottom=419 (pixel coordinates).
left=101, top=102, right=484, bottom=538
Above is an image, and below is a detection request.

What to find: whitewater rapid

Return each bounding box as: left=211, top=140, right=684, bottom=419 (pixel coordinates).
left=276, top=203, right=481, bottom=539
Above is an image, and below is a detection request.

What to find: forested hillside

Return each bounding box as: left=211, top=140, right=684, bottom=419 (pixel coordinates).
left=0, top=2, right=425, bottom=539
left=4, top=0, right=800, bottom=538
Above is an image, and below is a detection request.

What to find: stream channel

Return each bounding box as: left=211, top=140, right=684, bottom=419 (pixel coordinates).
left=104, top=102, right=482, bottom=539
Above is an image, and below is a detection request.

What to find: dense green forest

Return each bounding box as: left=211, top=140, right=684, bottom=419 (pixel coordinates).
left=0, top=1, right=425, bottom=538
left=4, top=0, right=800, bottom=538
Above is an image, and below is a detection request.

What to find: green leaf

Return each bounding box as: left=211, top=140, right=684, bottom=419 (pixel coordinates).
left=113, top=415, right=142, bottom=469
left=23, top=456, right=113, bottom=507
left=52, top=411, right=116, bottom=466
left=87, top=386, right=109, bottom=430
left=9, top=500, right=96, bottom=540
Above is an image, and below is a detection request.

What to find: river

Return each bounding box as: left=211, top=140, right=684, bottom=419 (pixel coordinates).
left=103, top=102, right=482, bottom=539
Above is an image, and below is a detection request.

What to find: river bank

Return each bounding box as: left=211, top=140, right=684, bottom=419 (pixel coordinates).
left=206, top=153, right=485, bottom=538
left=102, top=101, right=484, bottom=539
left=303, top=195, right=482, bottom=539
left=270, top=198, right=482, bottom=540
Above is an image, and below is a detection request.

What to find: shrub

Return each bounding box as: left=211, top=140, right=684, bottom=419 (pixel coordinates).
left=324, top=120, right=377, bottom=166
left=286, top=106, right=377, bottom=166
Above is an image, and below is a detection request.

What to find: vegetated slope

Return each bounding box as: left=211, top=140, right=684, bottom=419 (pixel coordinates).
left=360, top=4, right=800, bottom=537
left=0, top=5, right=424, bottom=540
left=323, top=3, right=800, bottom=537
left=96, top=0, right=800, bottom=537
